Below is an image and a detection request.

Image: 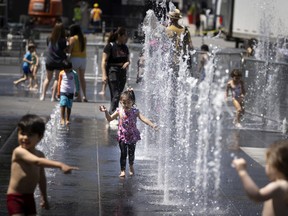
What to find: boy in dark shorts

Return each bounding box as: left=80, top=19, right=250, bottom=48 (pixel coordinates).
left=6, top=114, right=78, bottom=216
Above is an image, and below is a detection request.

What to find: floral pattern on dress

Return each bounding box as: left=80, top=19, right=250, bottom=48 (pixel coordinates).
left=117, top=107, right=141, bottom=143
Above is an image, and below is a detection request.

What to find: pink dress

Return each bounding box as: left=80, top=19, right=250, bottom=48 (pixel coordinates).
left=117, top=107, right=141, bottom=143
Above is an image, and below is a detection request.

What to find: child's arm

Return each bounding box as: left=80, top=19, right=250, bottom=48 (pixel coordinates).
left=15, top=147, right=78, bottom=173
left=225, top=82, right=231, bottom=100
left=38, top=160, right=50, bottom=210
left=23, top=57, right=33, bottom=65
left=34, top=53, right=39, bottom=68
left=99, top=105, right=118, bottom=121
left=232, top=158, right=282, bottom=202
left=138, top=112, right=158, bottom=130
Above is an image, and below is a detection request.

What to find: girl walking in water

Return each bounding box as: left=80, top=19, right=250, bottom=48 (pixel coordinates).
left=226, top=69, right=245, bottom=127
left=99, top=88, right=157, bottom=177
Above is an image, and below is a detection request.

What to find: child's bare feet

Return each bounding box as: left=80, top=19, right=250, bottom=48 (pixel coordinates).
left=98, top=91, right=105, bottom=95
left=60, top=119, right=65, bottom=125
left=119, top=171, right=125, bottom=177
left=66, top=121, right=70, bottom=126
left=129, top=165, right=134, bottom=176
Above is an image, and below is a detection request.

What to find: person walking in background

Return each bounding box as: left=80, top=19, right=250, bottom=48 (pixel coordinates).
left=6, top=114, right=78, bottom=216
left=99, top=89, right=157, bottom=177
left=57, top=60, right=80, bottom=126
left=68, top=24, right=88, bottom=102
left=166, top=8, right=193, bottom=75
left=13, top=43, right=35, bottom=88
left=101, top=27, right=130, bottom=116
left=225, top=69, right=245, bottom=128
left=232, top=140, right=288, bottom=216
left=136, top=49, right=145, bottom=83
left=30, top=45, right=40, bottom=90
left=198, top=44, right=209, bottom=81
left=90, top=3, right=102, bottom=33
left=40, top=22, right=68, bottom=102
left=73, top=2, right=82, bottom=25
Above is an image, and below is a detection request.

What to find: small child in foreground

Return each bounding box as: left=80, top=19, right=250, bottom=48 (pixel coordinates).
left=99, top=88, right=158, bottom=177
left=7, top=114, right=78, bottom=216
left=232, top=140, right=288, bottom=216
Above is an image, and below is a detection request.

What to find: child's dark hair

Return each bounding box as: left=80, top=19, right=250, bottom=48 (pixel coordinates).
left=230, top=69, right=242, bottom=78
left=201, top=44, right=209, bottom=52
left=120, top=89, right=136, bottom=105
left=266, top=140, right=288, bottom=180
left=62, top=60, right=73, bottom=70
left=28, top=43, right=35, bottom=50
left=18, top=114, right=45, bottom=137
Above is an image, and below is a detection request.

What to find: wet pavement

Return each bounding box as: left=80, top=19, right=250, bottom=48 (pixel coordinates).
left=0, top=43, right=287, bottom=215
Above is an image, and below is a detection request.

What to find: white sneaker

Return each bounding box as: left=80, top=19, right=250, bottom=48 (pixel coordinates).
left=119, top=171, right=125, bottom=178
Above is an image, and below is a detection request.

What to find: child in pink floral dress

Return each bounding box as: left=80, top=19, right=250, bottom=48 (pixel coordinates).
left=99, top=88, right=157, bottom=177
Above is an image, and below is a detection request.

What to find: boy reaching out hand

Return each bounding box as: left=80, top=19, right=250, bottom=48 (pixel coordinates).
left=7, top=114, right=78, bottom=216
left=233, top=140, right=288, bottom=216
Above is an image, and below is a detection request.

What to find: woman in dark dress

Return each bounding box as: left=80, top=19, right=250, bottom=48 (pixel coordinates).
left=101, top=27, right=130, bottom=114
left=40, top=22, right=68, bottom=101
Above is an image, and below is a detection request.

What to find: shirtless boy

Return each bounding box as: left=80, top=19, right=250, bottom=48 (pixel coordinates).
left=233, top=140, right=288, bottom=216
left=6, top=114, right=78, bottom=216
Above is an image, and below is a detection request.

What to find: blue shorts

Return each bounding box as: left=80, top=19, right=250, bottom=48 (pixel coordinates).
left=60, top=95, right=73, bottom=109
left=22, top=65, right=31, bottom=75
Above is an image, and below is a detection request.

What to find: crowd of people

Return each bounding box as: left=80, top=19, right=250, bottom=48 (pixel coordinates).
left=7, top=5, right=288, bottom=216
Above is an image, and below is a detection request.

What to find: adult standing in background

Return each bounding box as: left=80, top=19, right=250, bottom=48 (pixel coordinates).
left=40, top=22, right=68, bottom=101
left=68, top=24, right=88, bottom=102
left=166, top=8, right=193, bottom=77
left=101, top=27, right=130, bottom=115
left=73, top=2, right=82, bottom=25
left=90, top=3, right=102, bottom=33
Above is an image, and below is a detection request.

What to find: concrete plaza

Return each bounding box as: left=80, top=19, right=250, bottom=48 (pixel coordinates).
left=0, top=32, right=285, bottom=215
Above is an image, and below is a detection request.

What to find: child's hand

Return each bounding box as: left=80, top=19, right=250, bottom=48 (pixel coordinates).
left=61, top=164, right=79, bottom=174
left=152, top=125, right=159, bottom=131
left=232, top=158, right=247, bottom=172
left=99, top=105, right=107, bottom=112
